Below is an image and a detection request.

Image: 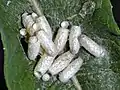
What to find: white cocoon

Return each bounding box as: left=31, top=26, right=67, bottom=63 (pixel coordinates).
left=28, top=36, right=40, bottom=60
left=80, top=34, right=106, bottom=57
left=36, top=30, right=57, bottom=56
left=34, top=54, right=55, bottom=79
left=61, top=21, right=69, bottom=29
left=69, top=26, right=81, bottom=54
left=22, top=14, right=34, bottom=29
left=54, top=28, right=69, bottom=53
left=36, top=16, right=53, bottom=39
left=59, top=57, right=83, bottom=83
left=49, top=51, right=74, bottom=75
left=42, top=73, right=50, bottom=81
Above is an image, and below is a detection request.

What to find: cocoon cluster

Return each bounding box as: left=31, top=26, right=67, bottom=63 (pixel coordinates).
left=20, top=11, right=107, bottom=85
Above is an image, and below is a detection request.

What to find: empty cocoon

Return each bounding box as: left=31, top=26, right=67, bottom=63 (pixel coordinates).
left=20, top=28, right=27, bottom=36
left=80, top=34, right=106, bottom=57
left=28, top=36, right=40, bottom=60
left=42, top=73, right=50, bottom=81
left=36, top=16, right=53, bottom=39
left=36, top=30, right=57, bottom=56
left=69, top=26, right=81, bottom=54
left=54, top=28, right=69, bottom=53
left=59, top=57, right=83, bottom=83
left=49, top=51, right=74, bottom=75
left=61, top=21, right=69, bottom=28
left=34, top=54, right=55, bottom=79
left=79, top=1, right=95, bottom=18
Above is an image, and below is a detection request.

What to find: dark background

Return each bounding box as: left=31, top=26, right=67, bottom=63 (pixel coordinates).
left=0, top=0, right=120, bottom=90
left=111, top=0, right=120, bottom=28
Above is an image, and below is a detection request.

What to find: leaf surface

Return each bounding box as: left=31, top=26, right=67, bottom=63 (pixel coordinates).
left=0, top=0, right=120, bottom=90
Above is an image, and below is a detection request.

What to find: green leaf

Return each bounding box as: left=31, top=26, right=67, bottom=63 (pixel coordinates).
left=0, top=0, right=120, bottom=90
